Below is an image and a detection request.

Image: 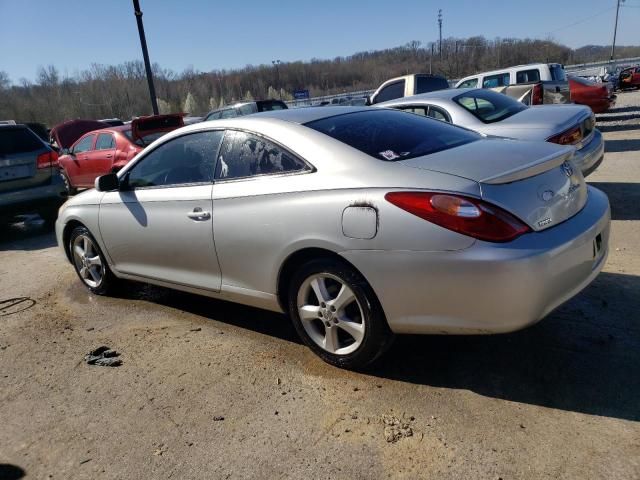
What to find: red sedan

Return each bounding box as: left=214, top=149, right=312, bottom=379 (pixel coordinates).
left=619, top=66, right=640, bottom=90
left=58, top=115, right=183, bottom=193
left=569, top=76, right=616, bottom=114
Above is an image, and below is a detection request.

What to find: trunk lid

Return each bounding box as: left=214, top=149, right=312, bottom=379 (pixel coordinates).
left=130, top=114, right=185, bottom=146
left=494, top=104, right=591, bottom=134
left=399, top=138, right=587, bottom=231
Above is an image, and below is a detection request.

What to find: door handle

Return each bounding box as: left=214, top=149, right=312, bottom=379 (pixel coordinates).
left=105, top=154, right=113, bottom=158
left=187, top=207, right=211, bottom=221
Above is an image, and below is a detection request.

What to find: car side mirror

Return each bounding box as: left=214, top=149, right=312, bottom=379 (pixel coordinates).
left=61, top=147, right=70, bottom=155
left=95, top=173, right=119, bottom=192
left=365, top=95, right=373, bottom=106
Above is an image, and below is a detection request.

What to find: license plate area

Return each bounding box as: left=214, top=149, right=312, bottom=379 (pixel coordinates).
left=0, top=165, right=31, bottom=182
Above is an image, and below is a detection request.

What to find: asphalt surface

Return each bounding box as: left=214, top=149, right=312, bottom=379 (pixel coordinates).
left=1, top=91, right=639, bottom=480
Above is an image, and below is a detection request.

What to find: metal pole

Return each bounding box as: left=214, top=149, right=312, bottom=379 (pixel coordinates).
left=438, top=10, right=443, bottom=59
left=610, top=0, right=623, bottom=62
left=132, top=0, right=159, bottom=115
left=430, top=44, right=434, bottom=74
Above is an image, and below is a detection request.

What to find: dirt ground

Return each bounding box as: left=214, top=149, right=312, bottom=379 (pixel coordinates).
left=1, top=92, right=639, bottom=480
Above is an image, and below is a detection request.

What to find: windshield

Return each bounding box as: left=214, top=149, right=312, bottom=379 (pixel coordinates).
left=454, top=89, right=527, bottom=124
left=549, top=64, right=566, bottom=81
left=305, top=109, right=479, bottom=161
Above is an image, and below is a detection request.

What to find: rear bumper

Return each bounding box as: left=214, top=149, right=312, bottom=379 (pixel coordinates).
left=341, top=186, right=610, bottom=335
left=574, top=129, right=604, bottom=177
left=0, top=174, right=67, bottom=217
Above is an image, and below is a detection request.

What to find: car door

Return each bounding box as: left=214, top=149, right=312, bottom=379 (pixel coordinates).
left=99, top=130, right=225, bottom=291
left=83, top=133, right=117, bottom=185
left=67, top=133, right=97, bottom=186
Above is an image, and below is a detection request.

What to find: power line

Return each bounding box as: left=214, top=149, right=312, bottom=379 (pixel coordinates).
left=544, top=5, right=616, bottom=35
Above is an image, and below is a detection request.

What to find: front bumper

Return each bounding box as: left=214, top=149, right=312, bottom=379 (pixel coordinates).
left=341, top=186, right=610, bottom=335
left=574, top=129, right=604, bottom=177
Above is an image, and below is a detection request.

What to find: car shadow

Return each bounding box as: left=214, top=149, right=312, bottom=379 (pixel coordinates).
left=369, top=271, right=640, bottom=422
left=0, top=216, right=57, bottom=251
left=604, top=138, right=640, bottom=153
left=119, top=271, right=639, bottom=422
left=598, top=123, right=639, bottom=133
left=588, top=182, right=640, bottom=220
left=599, top=105, right=640, bottom=115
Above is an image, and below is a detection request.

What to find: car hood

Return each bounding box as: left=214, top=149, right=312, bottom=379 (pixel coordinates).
left=50, top=119, right=110, bottom=149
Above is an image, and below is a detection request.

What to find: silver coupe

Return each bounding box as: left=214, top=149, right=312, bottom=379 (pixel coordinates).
left=56, top=107, right=610, bottom=369
left=376, top=88, right=604, bottom=177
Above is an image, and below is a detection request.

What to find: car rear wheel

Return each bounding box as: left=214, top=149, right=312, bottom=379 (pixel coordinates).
left=69, top=226, right=117, bottom=295
left=288, top=258, right=393, bottom=369
left=61, top=170, right=77, bottom=195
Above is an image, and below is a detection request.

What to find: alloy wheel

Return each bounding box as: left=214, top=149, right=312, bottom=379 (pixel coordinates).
left=296, top=273, right=366, bottom=355
left=71, top=234, right=104, bottom=288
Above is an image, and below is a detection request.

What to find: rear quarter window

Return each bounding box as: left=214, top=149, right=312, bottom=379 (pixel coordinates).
left=549, top=64, right=566, bottom=81
left=0, top=127, right=44, bottom=155
left=305, top=109, right=479, bottom=161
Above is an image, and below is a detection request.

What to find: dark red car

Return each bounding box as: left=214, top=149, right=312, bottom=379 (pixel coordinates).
left=619, top=66, right=640, bottom=90
left=568, top=76, right=616, bottom=114
left=58, top=114, right=184, bottom=193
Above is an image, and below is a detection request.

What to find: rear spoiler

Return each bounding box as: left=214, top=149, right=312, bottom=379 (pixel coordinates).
left=480, top=146, right=575, bottom=185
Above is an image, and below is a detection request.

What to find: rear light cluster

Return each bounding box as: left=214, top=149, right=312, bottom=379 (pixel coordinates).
left=385, top=192, right=531, bottom=243
left=547, top=125, right=582, bottom=145
left=36, top=150, right=59, bottom=169
left=531, top=84, right=543, bottom=105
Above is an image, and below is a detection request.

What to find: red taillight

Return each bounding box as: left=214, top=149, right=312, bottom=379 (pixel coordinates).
left=547, top=125, right=582, bottom=145
left=385, top=192, right=531, bottom=243
left=531, top=84, right=543, bottom=105
left=36, top=150, right=59, bottom=169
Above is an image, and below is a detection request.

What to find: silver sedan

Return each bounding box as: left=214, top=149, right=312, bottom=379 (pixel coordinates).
left=376, top=88, right=604, bottom=177
left=56, top=107, right=610, bottom=369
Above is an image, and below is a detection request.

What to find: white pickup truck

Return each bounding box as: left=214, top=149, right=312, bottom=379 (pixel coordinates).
left=368, top=74, right=449, bottom=104
left=455, top=63, right=571, bottom=105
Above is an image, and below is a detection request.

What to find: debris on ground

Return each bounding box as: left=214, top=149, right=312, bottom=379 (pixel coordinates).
left=381, top=414, right=414, bottom=443
left=84, top=346, right=122, bottom=367
left=213, top=416, right=225, bottom=421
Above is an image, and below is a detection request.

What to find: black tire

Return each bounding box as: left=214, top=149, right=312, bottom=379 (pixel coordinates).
left=288, top=258, right=393, bottom=370
left=69, top=225, right=118, bottom=295
left=60, top=170, right=77, bottom=195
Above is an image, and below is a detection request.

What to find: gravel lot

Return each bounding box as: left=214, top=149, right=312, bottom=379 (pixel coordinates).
left=1, top=92, right=639, bottom=480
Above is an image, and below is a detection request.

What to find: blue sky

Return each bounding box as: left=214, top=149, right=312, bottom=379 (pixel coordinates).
left=1, top=0, right=639, bottom=82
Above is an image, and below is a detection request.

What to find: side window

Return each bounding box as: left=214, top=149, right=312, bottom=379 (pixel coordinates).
left=482, top=73, right=510, bottom=88
left=96, top=133, right=115, bottom=150
left=126, top=131, right=224, bottom=188
left=220, top=109, right=238, bottom=119
left=516, top=69, right=541, bottom=84
left=398, top=106, right=428, bottom=116
left=73, top=134, right=96, bottom=154
left=237, top=104, right=256, bottom=116
left=458, top=78, right=478, bottom=88
left=205, top=111, right=222, bottom=121
left=426, top=106, right=451, bottom=123
left=215, top=131, right=309, bottom=180
left=374, top=80, right=405, bottom=103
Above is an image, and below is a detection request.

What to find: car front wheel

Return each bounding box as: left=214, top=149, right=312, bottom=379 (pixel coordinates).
left=69, top=226, right=117, bottom=295
left=288, top=258, right=393, bottom=369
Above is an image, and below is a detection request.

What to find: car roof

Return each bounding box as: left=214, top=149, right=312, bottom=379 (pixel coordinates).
left=376, top=88, right=473, bottom=106
left=250, top=106, right=370, bottom=124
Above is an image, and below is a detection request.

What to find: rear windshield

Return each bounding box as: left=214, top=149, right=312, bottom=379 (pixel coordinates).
left=305, top=109, right=479, bottom=161
left=549, top=64, right=566, bottom=81
left=454, top=89, right=527, bottom=124
left=415, top=76, right=450, bottom=94
left=136, top=116, right=183, bottom=132
left=257, top=101, right=288, bottom=112
left=0, top=127, right=44, bottom=155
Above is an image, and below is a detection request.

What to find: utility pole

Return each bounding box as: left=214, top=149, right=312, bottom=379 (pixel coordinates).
left=272, top=60, right=282, bottom=99
left=438, top=9, right=443, bottom=59
left=132, top=0, right=159, bottom=115
left=610, top=0, right=624, bottom=62
left=430, top=44, right=434, bottom=73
